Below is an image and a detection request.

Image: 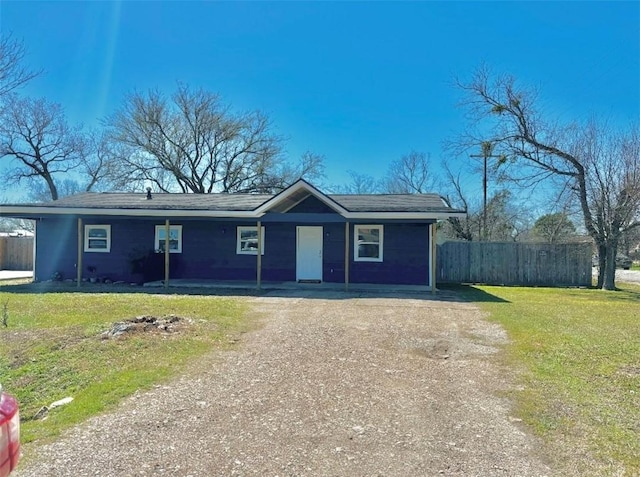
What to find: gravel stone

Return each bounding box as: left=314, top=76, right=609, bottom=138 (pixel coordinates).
left=14, top=290, right=551, bottom=476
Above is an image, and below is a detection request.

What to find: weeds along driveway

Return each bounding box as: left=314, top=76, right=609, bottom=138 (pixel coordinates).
left=15, top=290, right=550, bottom=477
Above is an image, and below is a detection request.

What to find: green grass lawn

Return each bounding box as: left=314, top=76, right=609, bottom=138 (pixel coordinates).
left=3, top=279, right=639, bottom=475
left=0, top=282, right=250, bottom=448
left=468, top=284, right=640, bottom=475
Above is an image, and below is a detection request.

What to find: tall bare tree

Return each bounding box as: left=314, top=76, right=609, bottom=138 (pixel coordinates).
left=0, top=34, right=41, bottom=100
left=441, top=162, right=477, bottom=241
left=383, top=151, right=436, bottom=193
left=104, top=84, right=319, bottom=193
left=457, top=67, right=640, bottom=289
left=81, top=130, right=128, bottom=192
left=440, top=164, right=531, bottom=242
left=0, top=95, right=87, bottom=201
left=261, top=150, right=326, bottom=193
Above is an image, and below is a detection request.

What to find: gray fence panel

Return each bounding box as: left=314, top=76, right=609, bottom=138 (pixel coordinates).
left=437, top=241, right=592, bottom=287
left=0, top=237, right=34, bottom=270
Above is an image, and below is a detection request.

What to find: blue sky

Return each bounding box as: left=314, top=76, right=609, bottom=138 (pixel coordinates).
left=1, top=1, right=638, bottom=200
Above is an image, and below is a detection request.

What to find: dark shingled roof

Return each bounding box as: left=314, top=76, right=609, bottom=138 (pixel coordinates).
left=41, top=192, right=273, bottom=211
left=22, top=191, right=454, bottom=213
left=329, top=194, right=450, bottom=212
left=10, top=191, right=456, bottom=214
left=0, top=176, right=468, bottom=222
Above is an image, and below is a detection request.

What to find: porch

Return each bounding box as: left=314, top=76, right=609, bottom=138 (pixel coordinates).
left=141, top=278, right=434, bottom=294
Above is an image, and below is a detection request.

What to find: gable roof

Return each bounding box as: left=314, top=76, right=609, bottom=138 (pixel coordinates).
left=0, top=179, right=465, bottom=220
left=256, top=179, right=349, bottom=215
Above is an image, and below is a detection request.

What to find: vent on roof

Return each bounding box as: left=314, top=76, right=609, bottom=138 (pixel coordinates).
left=146, top=187, right=152, bottom=200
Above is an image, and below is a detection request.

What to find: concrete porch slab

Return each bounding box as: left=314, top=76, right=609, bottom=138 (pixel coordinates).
left=142, top=278, right=434, bottom=294
left=0, top=270, right=33, bottom=281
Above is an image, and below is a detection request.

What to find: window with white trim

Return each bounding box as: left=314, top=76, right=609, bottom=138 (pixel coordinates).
left=354, top=225, right=383, bottom=262
left=84, top=225, right=111, bottom=252
left=236, top=226, right=265, bottom=255
left=155, top=225, right=182, bottom=253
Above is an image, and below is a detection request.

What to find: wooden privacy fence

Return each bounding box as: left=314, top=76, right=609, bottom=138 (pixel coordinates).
left=437, top=241, right=592, bottom=287
left=0, top=237, right=34, bottom=270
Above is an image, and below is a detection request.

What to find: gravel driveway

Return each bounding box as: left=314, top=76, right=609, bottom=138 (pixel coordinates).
left=614, top=269, right=640, bottom=284
left=14, top=290, right=550, bottom=477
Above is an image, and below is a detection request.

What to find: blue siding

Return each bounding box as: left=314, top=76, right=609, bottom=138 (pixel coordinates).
left=34, top=216, right=432, bottom=286
left=288, top=195, right=337, bottom=214
left=261, top=223, right=296, bottom=281
left=349, top=223, right=430, bottom=285
left=323, top=223, right=347, bottom=283
left=35, top=217, right=79, bottom=282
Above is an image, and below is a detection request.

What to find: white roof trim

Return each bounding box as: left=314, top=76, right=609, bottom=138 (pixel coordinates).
left=343, top=211, right=467, bottom=220
left=254, top=179, right=350, bottom=215
left=0, top=205, right=465, bottom=220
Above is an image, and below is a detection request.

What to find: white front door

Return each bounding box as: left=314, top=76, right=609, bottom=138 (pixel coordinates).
left=296, top=226, right=323, bottom=282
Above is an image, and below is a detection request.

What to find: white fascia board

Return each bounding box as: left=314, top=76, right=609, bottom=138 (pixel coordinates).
left=343, top=211, right=467, bottom=220
left=0, top=206, right=261, bottom=219
left=254, top=180, right=349, bottom=215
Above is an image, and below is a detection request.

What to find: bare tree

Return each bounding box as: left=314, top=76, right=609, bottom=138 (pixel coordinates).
left=440, top=168, right=530, bottom=242
left=80, top=130, right=130, bottom=192
left=0, top=95, right=86, bottom=201
left=13, top=129, right=122, bottom=202
left=0, top=216, right=34, bottom=234
left=532, top=212, right=577, bottom=243
left=457, top=67, right=640, bottom=289
left=620, top=227, right=640, bottom=259
left=260, top=151, right=326, bottom=193
left=332, top=170, right=381, bottom=194
left=483, top=189, right=532, bottom=242
left=0, top=34, right=41, bottom=99
left=104, top=84, right=313, bottom=193
left=383, top=151, right=437, bottom=193
left=441, top=162, right=476, bottom=241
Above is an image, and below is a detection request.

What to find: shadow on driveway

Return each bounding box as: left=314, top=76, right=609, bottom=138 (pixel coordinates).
left=0, top=280, right=510, bottom=303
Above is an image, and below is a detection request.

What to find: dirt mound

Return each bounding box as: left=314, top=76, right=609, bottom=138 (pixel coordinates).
left=101, top=315, right=188, bottom=339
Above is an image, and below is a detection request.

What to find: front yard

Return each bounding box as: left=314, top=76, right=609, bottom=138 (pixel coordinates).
left=470, top=283, right=640, bottom=475
left=0, top=282, right=251, bottom=446
left=2, top=280, right=639, bottom=475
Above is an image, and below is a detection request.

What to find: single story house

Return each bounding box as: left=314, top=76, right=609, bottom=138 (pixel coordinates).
left=0, top=180, right=465, bottom=290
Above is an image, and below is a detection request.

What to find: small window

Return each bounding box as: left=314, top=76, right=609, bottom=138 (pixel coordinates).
left=155, top=225, right=182, bottom=253
left=354, top=225, right=383, bottom=262
left=84, top=225, right=111, bottom=253
left=237, top=226, right=265, bottom=255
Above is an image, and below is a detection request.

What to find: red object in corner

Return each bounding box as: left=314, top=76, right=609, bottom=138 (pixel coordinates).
left=0, top=390, right=20, bottom=477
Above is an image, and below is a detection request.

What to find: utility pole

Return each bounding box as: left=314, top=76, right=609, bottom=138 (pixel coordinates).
left=470, top=142, right=500, bottom=241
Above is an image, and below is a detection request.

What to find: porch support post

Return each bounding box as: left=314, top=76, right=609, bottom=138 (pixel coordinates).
left=344, top=221, right=350, bottom=291
left=77, top=217, right=83, bottom=288
left=164, top=219, right=170, bottom=288
left=256, top=220, right=262, bottom=290
left=430, top=222, right=437, bottom=295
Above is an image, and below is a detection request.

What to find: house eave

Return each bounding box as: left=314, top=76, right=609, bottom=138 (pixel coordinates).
left=0, top=206, right=261, bottom=219
left=1, top=205, right=466, bottom=221
left=344, top=211, right=467, bottom=220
